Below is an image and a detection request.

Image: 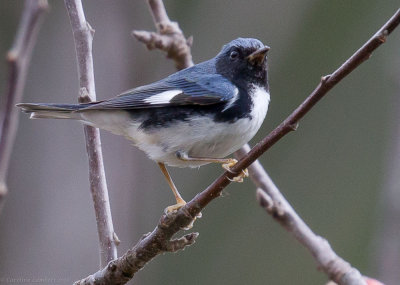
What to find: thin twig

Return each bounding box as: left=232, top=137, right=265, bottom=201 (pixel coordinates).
left=64, top=0, right=117, bottom=268
left=132, top=0, right=193, bottom=70
left=74, top=5, right=400, bottom=285
left=0, top=0, right=48, bottom=214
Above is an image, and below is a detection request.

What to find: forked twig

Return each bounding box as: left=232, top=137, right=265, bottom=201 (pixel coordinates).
left=132, top=0, right=193, bottom=70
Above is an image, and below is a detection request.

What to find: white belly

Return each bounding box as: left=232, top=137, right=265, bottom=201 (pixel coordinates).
left=133, top=116, right=259, bottom=167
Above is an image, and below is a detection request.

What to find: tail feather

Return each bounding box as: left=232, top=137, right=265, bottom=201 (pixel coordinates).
left=17, top=103, right=89, bottom=120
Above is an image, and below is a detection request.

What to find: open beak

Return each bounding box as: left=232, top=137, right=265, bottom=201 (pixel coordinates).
left=247, top=46, right=270, bottom=65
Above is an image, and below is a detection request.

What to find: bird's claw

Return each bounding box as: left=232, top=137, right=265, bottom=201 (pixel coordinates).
left=222, top=158, right=249, bottom=183
left=164, top=201, right=186, bottom=214
left=222, top=158, right=238, bottom=172
left=227, top=168, right=249, bottom=182
left=164, top=200, right=202, bottom=230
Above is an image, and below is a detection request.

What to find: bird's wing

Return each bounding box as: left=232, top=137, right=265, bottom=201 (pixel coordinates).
left=82, top=73, right=237, bottom=110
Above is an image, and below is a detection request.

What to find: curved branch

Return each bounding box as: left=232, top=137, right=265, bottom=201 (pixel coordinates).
left=0, top=0, right=48, bottom=214
left=64, top=0, right=118, bottom=268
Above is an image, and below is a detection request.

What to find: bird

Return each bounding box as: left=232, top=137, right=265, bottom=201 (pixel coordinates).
left=17, top=37, right=270, bottom=214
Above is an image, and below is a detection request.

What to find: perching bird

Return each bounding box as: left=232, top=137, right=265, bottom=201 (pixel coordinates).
left=18, top=38, right=270, bottom=213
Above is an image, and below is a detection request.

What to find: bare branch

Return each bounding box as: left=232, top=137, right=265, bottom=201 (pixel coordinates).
left=235, top=145, right=373, bottom=285
left=64, top=0, right=117, bottom=268
left=74, top=210, right=199, bottom=285
left=257, top=189, right=364, bottom=285
left=75, top=6, right=400, bottom=285
left=147, top=0, right=170, bottom=23
left=165, top=232, right=199, bottom=252
left=0, top=0, right=48, bottom=214
left=235, top=144, right=365, bottom=284
left=132, top=0, right=193, bottom=70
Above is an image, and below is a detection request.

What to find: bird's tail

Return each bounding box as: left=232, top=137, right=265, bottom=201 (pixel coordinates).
left=17, top=103, right=89, bottom=120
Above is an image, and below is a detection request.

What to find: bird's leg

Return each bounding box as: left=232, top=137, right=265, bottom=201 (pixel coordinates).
left=176, top=151, right=249, bottom=182
left=158, top=162, right=201, bottom=229
left=158, top=162, right=186, bottom=213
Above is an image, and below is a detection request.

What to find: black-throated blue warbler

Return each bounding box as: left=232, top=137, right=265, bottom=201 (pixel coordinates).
left=18, top=38, right=270, bottom=213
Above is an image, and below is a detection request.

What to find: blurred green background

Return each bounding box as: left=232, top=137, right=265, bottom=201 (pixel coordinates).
left=1, top=1, right=399, bottom=284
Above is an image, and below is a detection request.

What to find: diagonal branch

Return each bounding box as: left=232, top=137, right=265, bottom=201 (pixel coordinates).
left=0, top=0, right=48, bottom=214
left=64, top=0, right=118, bottom=268
left=236, top=145, right=366, bottom=285
left=74, top=4, right=400, bottom=285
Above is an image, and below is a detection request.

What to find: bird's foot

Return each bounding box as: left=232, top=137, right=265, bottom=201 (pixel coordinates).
left=164, top=200, right=202, bottom=230
left=222, top=158, right=238, bottom=172
left=164, top=200, right=187, bottom=214
left=222, top=158, right=249, bottom=183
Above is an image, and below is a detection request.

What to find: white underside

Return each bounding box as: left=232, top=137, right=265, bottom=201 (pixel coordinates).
left=80, top=86, right=270, bottom=168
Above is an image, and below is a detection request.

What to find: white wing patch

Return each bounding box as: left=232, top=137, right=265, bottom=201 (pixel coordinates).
left=222, top=87, right=239, bottom=112
left=144, top=90, right=182, bottom=105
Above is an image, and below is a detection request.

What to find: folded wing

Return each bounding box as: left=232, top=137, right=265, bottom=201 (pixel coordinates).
left=82, top=72, right=237, bottom=110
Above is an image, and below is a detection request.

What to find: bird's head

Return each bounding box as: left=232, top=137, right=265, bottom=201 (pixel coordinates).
left=215, top=38, right=269, bottom=90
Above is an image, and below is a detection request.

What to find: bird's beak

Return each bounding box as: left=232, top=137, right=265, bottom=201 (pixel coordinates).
left=247, top=46, right=270, bottom=65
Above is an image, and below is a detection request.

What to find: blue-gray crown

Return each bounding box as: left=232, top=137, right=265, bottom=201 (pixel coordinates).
left=218, top=38, right=264, bottom=55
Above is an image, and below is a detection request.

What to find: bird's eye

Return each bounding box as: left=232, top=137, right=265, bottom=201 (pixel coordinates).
left=230, top=50, right=239, bottom=60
